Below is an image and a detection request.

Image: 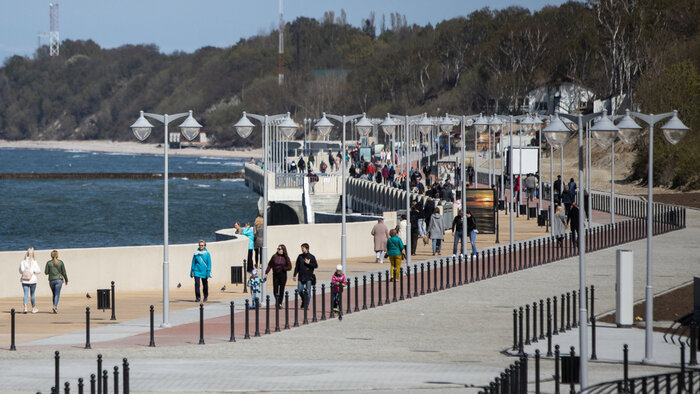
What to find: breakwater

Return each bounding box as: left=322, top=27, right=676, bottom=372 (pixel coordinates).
left=0, top=171, right=244, bottom=180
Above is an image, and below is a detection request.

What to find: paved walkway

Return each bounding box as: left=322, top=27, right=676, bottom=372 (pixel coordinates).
left=0, top=208, right=696, bottom=393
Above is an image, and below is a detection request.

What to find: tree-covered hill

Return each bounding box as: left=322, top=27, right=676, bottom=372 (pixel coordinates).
left=0, top=0, right=698, bottom=188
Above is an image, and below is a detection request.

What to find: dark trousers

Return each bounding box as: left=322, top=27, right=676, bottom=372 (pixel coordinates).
left=194, top=277, right=208, bottom=300
left=570, top=226, right=578, bottom=247
left=273, top=271, right=287, bottom=307
left=246, top=249, right=254, bottom=272
left=410, top=227, right=419, bottom=255
left=331, top=288, right=343, bottom=309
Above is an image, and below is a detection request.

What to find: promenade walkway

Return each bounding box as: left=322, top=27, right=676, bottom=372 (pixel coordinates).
left=0, top=207, right=695, bottom=393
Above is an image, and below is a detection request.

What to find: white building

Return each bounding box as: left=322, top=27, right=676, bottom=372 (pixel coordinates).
left=525, top=82, right=596, bottom=115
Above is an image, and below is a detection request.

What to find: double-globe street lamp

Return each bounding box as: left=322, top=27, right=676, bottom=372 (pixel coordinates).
left=234, top=112, right=299, bottom=302
left=614, top=109, right=690, bottom=363
left=314, top=112, right=373, bottom=273
left=130, top=110, right=203, bottom=327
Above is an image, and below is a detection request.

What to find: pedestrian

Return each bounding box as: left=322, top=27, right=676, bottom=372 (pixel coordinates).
left=293, top=243, right=318, bottom=309
left=397, top=214, right=407, bottom=245
left=568, top=178, right=577, bottom=195
left=235, top=221, right=255, bottom=273
left=568, top=202, right=580, bottom=248
left=552, top=205, right=568, bottom=248
left=423, top=198, right=435, bottom=243
left=308, top=152, right=315, bottom=171
left=386, top=228, right=405, bottom=280
left=410, top=201, right=421, bottom=255
left=19, top=247, right=41, bottom=314
left=248, top=269, right=264, bottom=309
left=561, top=185, right=575, bottom=215
left=381, top=164, right=390, bottom=185
left=190, top=240, right=212, bottom=302
left=330, top=265, right=347, bottom=312
left=467, top=210, right=478, bottom=256
left=253, top=216, right=264, bottom=269
left=320, top=161, right=328, bottom=174
left=371, top=218, right=390, bottom=264
left=427, top=208, right=445, bottom=255
left=467, top=165, right=474, bottom=185
left=553, top=175, right=562, bottom=204
left=452, top=210, right=464, bottom=255
left=265, top=244, right=292, bottom=308
left=297, top=156, right=306, bottom=173
left=307, top=169, right=318, bottom=194
left=44, top=250, right=68, bottom=313
left=514, top=175, right=521, bottom=204
left=525, top=173, right=537, bottom=202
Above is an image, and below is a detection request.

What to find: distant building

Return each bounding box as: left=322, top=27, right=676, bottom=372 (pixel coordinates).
left=525, top=81, right=595, bottom=115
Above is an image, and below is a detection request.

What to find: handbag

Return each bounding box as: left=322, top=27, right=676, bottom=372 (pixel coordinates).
left=21, top=263, right=33, bottom=281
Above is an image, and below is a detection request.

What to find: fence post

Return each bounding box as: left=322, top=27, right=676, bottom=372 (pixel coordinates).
left=363, top=275, right=368, bottom=309
left=452, top=256, right=457, bottom=287
left=393, top=269, right=398, bottom=302
left=90, top=374, right=95, bottom=394
left=293, top=289, right=300, bottom=327
left=426, top=262, right=432, bottom=293
left=96, top=354, right=102, bottom=394
left=110, top=281, right=116, bottom=321
left=113, top=366, right=119, bottom=394
left=400, top=267, right=405, bottom=300
left=354, top=277, right=360, bottom=312
left=198, top=303, right=206, bottom=344
left=85, top=307, right=91, bottom=349
left=346, top=277, right=352, bottom=314
left=320, top=285, right=326, bottom=321
left=378, top=272, right=383, bottom=307
left=102, top=370, right=108, bottom=394
left=569, top=346, right=576, bottom=394
left=591, top=316, right=597, bottom=360
left=10, top=308, right=16, bottom=351
left=55, top=351, right=60, bottom=394
left=553, top=296, right=558, bottom=335
left=414, top=264, right=419, bottom=297
left=513, top=309, right=518, bottom=351
left=535, top=349, right=541, bottom=394
left=572, top=290, right=577, bottom=328
left=539, top=299, right=545, bottom=340
left=434, top=260, right=439, bottom=291
left=267, top=295, right=273, bottom=332
left=386, top=269, right=391, bottom=304
left=244, top=299, right=250, bottom=339
left=561, top=293, right=566, bottom=331
left=370, top=274, right=375, bottom=308
left=284, top=291, right=290, bottom=329
left=525, top=304, right=531, bottom=345
left=680, top=343, right=686, bottom=390
left=122, top=358, right=129, bottom=394
left=533, top=302, right=538, bottom=343
left=547, top=299, right=553, bottom=357
left=519, top=307, right=524, bottom=355
left=229, top=301, right=235, bottom=342
left=78, top=378, right=84, bottom=394
left=149, top=305, right=155, bottom=347
left=311, top=285, right=317, bottom=324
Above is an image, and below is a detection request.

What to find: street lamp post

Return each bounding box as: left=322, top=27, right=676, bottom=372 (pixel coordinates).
left=234, top=112, right=298, bottom=302
left=615, top=109, right=690, bottom=363
left=130, top=110, right=202, bottom=327
left=474, top=114, right=488, bottom=186
left=314, top=112, right=371, bottom=274
left=590, top=110, right=620, bottom=226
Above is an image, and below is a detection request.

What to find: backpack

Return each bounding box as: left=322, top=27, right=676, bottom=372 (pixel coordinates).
left=21, top=262, right=33, bottom=281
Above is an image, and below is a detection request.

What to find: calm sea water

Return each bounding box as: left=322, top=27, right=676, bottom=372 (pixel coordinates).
left=0, top=148, right=259, bottom=251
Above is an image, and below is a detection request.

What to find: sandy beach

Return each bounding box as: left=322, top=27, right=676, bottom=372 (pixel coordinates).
left=0, top=139, right=262, bottom=159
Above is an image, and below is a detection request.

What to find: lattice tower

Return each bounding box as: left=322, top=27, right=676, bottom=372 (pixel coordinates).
left=49, top=2, right=59, bottom=56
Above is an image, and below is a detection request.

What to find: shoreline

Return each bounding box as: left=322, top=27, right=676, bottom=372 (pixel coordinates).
left=0, top=139, right=262, bottom=159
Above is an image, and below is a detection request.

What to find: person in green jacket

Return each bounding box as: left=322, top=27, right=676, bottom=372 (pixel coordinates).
left=44, top=250, right=68, bottom=313
left=386, top=229, right=405, bottom=280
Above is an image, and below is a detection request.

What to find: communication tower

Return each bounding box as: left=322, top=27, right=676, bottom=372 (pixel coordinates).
left=49, top=2, right=59, bottom=56
left=278, top=0, right=284, bottom=86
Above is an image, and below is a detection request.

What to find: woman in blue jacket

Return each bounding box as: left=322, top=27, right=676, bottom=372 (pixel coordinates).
left=190, top=240, right=212, bottom=302
left=235, top=222, right=255, bottom=272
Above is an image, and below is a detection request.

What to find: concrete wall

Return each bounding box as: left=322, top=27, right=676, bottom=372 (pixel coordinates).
left=0, top=238, right=248, bottom=299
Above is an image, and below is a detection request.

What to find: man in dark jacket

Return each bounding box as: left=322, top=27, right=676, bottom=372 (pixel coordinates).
left=423, top=199, right=435, bottom=229
left=410, top=201, right=421, bottom=255
left=452, top=210, right=464, bottom=255
left=293, top=243, right=318, bottom=308
left=567, top=202, right=580, bottom=248
left=553, top=175, right=562, bottom=204
left=561, top=184, right=575, bottom=215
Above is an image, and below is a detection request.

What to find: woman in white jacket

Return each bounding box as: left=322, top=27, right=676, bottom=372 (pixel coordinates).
left=19, top=248, right=41, bottom=313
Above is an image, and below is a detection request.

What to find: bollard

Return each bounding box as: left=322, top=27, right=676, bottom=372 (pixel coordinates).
left=486, top=249, right=490, bottom=278
left=566, top=292, right=571, bottom=330
left=370, top=274, right=375, bottom=308
left=329, top=286, right=335, bottom=319
left=433, top=261, right=438, bottom=292
left=508, top=244, right=513, bottom=273
left=293, top=289, right=299, bottom=327
left=406, top=265, right=411, bottom=299
left=150, top=305, right=156, bottom=346
left=440, top=259, right=445, bottom=290
left=481, top=251, right=486, bottom=279
left=78, top=378, right=84, bottom=394
left=525, top=305, right=531, bottom=345
left=321, top=285, right=326, bottom=321
left=96, top=354, right=102, bottom=394
left=113, top=366, right=119, bottom=394
left=399, top=266, right=405, bottom=300
left=302, top=291, right=308, bottom=325
left=553, top=296, right=558, bottom=335
left=585, top=287, right=589, bottom=322
left=110, top=281, right=116, bottom=321
left=122, top=359, right=129, bottom=394
left=346, top=278, right=352, bottom=314
left=392, top=269, right=397, bottom=302
left=591, top=316, right=597, bottom=360
left=547, top=299, right=553, bottom=357
left=426, top=262, right=431, bottom=294
left=102, top=370, right=108, bottom=394
left=244, top=299, right=251, bottom=339
left=284, top=291, right=290, bottom=329
left=229, top=301, right=236, bottom=342
left=532, top=302, right=538, bottom=343
left=535, top=349, right=541, bottom=394
left=458, top=255, right=463, bottom=286
left=267, top=295, right=273, bottom=332
left=242, top=260, right=248, bottom=293
left=420, top=263, right=426, bottom=294
left=311, top=285, right=317, bottom=324
left=571, top=290, right=578, bottom=328
left=590, top=285, right=595, bottom=320
left=55, top=351, right=60, bottom=394
left=539, top=299, right=545, bottom=340
left=560, top=293, right=565, bottom=332
left=199, top=303, right=206, bottom=344
left=554, top=345, right=560, bottom=394
left=452, top=256, right=457, bottom=287
left=569, top=347, right=575, bottom=394
left=90, top=374, right=96, bottom=394
left=623, top=344, right=629, bottom=391
left=414, top=264, right=419, bottom=297
left=65, top=382, right=70, bottom=394
left=377, top=272, right=383, bottom=307
left=362, top=275, right=367, bottom=310
left=354, top=277, right=360, bottom=312
left=512, top=309, right=518, bottom=351
left=385, top=270, right=391, bottom=304
left=518, top=307, right=524, bottom=354
left=10, top=308, right=16, bottom=351
left=85, top=307, right=91, bottom=349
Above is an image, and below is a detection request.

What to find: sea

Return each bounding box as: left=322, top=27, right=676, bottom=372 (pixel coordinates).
left=0, top=148, right=259, bottom=252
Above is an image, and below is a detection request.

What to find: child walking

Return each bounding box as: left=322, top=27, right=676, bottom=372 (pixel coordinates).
left=331, top=265, right=347, bottom=317
left=248, top=269, right=265, bottom=309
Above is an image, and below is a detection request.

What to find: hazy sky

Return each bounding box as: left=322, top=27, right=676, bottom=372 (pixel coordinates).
left=0, top=0, right=569, bottom=62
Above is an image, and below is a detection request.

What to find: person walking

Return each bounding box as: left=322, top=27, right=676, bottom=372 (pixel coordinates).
left=423, top=199, right=435, bottom=244
left=553, top=175, right=562, bottom=204
left=427, top=208, right=445, bottom=255
left=235, top=221, right=255, bottom=273
left=19, top=248, right=41, bottom=314
left=552, top=205, right=568, bottom=248
left=386, top=229, right=405, bottom=280
left=253, top=216, right=264, bottom=270
left=567, top=202, right=580, bottom=248
left=397, top=214, right=407, bottom=245
left=297, top=156, right=306, bottom=173
left=44, top=250, right=68, bottom=313
left=467, top=210, right=478, bottom=256
left=452, top=210, right=464, bottom=255
left=265, top=244, right=292, bottom=308
left=293, top=243, right=318, bottom=309
left=410, top=201, right=421, bottom=255
left=330, top=265, right=347, bottom=313
left=190, top=240, right=212, bottom=302
left=525, top=173, right=537, bottom=202
left=561, top=185, right=575, bottom=215
left=371, top=218, right=390, bottom=264
left=568, top=178, right=577, bottom=195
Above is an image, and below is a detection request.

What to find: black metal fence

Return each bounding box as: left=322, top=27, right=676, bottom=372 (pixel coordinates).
left=480, top=354, right=529, bottom=394
left=44, top=352, right=130, bottom=394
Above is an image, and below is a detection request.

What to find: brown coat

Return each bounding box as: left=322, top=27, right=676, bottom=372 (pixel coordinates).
left=371, top=222, right=390, bottom=252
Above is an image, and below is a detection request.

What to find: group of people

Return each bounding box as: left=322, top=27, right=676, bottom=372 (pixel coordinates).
left=17, top=248, right=69, bottom=314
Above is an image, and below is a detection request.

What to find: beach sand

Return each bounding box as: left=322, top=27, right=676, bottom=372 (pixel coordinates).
left=0, top=139, right=262, bottom=159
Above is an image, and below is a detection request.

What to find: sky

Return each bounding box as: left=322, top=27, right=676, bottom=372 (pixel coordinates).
left=0, top=0, right=569, bottom=62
